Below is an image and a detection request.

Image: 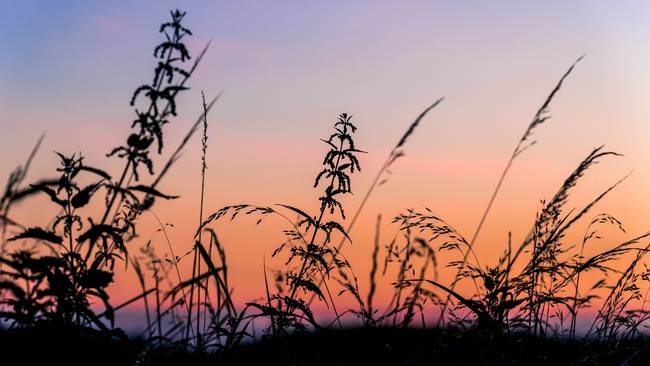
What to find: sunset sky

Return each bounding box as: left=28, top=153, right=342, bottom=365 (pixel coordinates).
left=2, top=1, right=650, bottom=329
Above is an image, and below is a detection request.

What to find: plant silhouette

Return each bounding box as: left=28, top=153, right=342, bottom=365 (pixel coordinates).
left=2, top=7, right=650, bottom=366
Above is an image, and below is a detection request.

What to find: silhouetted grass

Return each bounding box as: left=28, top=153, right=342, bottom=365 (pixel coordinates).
left=2, top=7, right=650, bottom=366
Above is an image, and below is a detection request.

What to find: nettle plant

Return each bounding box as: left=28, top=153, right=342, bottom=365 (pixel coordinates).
left=1, top=153, right=127, bottom=330
left=107, top=8, right=193, bottom=209
left=199, top=113, right=364, bottom=335
left=0, top=9, right=196, bottom=332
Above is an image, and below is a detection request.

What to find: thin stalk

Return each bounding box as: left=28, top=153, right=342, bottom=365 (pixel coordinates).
left=186, top=91, right=210, bottom=347
left=148, top=210, right=195, bottom=341
left=366, top=214, right=381, bottom=324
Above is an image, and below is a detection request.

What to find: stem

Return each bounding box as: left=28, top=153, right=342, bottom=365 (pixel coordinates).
left=186, top=91, right=209, bottom=347
left=148, top=210, right=195, bottom=341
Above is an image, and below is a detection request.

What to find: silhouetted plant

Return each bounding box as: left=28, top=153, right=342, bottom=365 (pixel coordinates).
left=4, top=8, right=650, bottom=364
left=103, top=9, right=197, bottom=230
left=435, top=56, right=585, bottom=325
left=0, top=9, right=198, bottom=340
left=108, top=9, right=192, bottom=175
left=306, top=99, right=443, bottom=308
left=198, top=113, right=363, bottom=336
left=0, top=153, right=121, bottom=331
left=391, top=145, right=650, bottom=341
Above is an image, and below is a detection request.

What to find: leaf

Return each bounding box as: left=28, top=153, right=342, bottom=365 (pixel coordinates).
left=196, top=241, right=236, bottom=314
left=8, top=227, right=63, bottom=245
left=31, top=256, right=64, bottom=273
left=338, top=163, right=352, bottom=171
left=71, top=183, right=100, bottom=208
left=276, top=204, right=314, bottom=226
left=77, top=224, right=125, bottom=253
left=299, top=248, right=330, bottom=273
left=9, top=178, right=58, bottom=203
left=246, top=302, right=284, bottom=318
left=80, top=269, right=114, bottom=289
left=322, top=220, right=351, bottom=243
left=127, top=185, right=179, bottom=200
left=419, top=279, right=489, bottom=321
left=163, top=85, right=189, bottom=94
left=87, top=288, right=115, bottom=326
left=290, top=277, right=325, bottom=302
left=0, top=215, right=20, bottom=228
left=30, top=184, right=65, bottom=207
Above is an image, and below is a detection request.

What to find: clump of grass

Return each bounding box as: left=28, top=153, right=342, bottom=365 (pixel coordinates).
left=432, top=56, right=586, bottom=326
left=175, top=90, right=250, bottom=351
left=338, top=213, right=443, bottom=328
left=385, top=65, right=650, bottom=343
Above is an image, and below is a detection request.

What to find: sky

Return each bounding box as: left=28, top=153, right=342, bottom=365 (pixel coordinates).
left=2, top=1, right=650, bottom=329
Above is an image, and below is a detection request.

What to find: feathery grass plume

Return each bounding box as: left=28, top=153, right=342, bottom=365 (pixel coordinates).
left=198, top=91, right=211, bottom=343
left=507, top=146, right=623, bottom=268
left=435, top=56, right=584, bottom=326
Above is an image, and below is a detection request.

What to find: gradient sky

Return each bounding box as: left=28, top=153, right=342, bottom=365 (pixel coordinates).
left=2, top=1, right=650, bottom=326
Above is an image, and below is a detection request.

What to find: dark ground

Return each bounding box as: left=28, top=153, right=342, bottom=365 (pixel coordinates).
left=2, top=326, right=650, bottom=365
